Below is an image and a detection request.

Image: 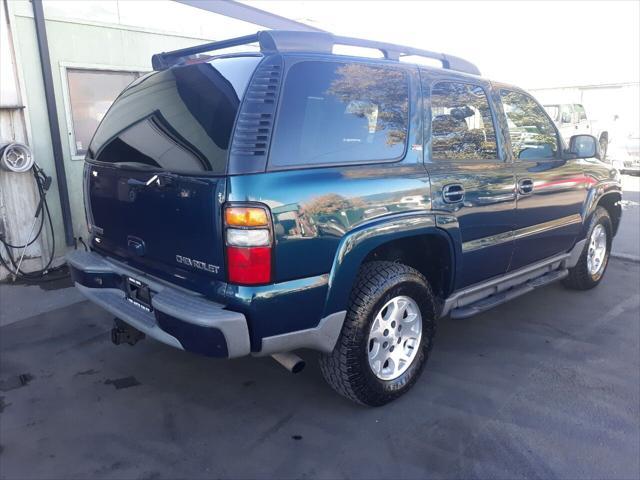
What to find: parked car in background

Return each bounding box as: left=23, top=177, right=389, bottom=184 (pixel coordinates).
left=610, top=133, right=640, bottom=175
left=544, top=103, right=609, bottom=158
left=67, top=31, right=622, bottom=406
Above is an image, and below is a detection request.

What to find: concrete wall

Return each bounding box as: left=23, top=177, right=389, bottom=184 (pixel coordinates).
left=531, top=83, right=640, bottom=140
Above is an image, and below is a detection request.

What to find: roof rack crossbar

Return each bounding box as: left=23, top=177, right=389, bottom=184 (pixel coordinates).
left=151, top=31, right=480, bottom=76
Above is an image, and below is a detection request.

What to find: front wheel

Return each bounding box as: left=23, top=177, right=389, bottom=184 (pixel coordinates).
left=563, top=207, right=612, bottom=290
left=319, top=261, right=436, bottom=406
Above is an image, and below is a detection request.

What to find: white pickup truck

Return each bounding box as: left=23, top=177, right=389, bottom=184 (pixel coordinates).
left=543, top=103, right=609, bottom=159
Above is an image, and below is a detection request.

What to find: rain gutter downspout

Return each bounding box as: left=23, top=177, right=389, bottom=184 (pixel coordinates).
left=32, top=0, right=74, bottom=246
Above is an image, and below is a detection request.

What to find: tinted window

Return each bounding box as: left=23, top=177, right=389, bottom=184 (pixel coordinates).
left=88, top=56, right=261, bottom=174
left=501, top=90, right=559, bottom=160
left=430, top=82, right=498, bottom=161
left=269, top=61, right=409, bottom=168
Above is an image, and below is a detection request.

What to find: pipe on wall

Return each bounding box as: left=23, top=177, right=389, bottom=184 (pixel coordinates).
left=32, top=0, right=74, bottom=247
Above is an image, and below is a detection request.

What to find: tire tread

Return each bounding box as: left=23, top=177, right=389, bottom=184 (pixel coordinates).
left=319, top=261, right=436, bottom=406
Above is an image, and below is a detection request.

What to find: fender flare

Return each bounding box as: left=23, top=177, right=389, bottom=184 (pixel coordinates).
left=581, top=180, right=622, bottom=237
left=321, top=212, right=454, bottom=317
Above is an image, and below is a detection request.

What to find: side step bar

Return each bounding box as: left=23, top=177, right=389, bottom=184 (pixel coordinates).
left=441, top=239, right=585, bottom=319
left=450, top=269, right=568, bottom=319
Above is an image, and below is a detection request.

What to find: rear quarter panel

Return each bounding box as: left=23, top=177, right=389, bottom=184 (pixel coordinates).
left=226, top=162, right=432, bottom=283
left=224, top=60, right=433, bottom=345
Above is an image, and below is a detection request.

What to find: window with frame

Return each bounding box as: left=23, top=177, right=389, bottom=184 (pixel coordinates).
left=429, top=81, right=498, bottom=161
left=67, top=69, right=141, bottom=156
left=269, top=61, right=409, bottom=168
left=574, top=104, right=587, bottom=121
left=500, top=90, right=559, bottom=160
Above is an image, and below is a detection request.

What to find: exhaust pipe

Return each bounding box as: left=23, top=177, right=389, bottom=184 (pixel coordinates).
left=271, top=352, right=305, bottom=374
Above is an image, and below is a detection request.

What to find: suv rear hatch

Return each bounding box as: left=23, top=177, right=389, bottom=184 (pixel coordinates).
left=84, top=55, right=262, bottom=289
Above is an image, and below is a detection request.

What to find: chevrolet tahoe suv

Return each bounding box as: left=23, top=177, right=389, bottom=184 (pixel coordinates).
left=67, top=31, right=622, bottom=406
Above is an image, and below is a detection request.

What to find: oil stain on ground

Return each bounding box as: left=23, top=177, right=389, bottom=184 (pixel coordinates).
left=104, top=376, right=141, bottom=390
left=0, top=373, right=33, bottom=392
left=74, top=369, right=100, bottom=377
left=0, top=396, right=10, bottom=413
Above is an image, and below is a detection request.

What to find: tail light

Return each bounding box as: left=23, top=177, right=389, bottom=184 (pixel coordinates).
left=224, top=205, right=273, bottom=285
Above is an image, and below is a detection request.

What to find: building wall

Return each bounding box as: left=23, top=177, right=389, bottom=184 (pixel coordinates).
left=2, top=0, right=243, bottom=277
left=0, top=0, right=46, bottom=279
left=531, top=83, right=640, bottom=140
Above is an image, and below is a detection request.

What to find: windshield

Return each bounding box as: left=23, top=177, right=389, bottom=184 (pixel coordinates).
left=88, top=55, right=261, bottom=174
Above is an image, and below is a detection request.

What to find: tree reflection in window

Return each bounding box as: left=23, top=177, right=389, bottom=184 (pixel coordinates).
left=430, top=82, right=498, bottom=161
left=500, top=90, right=558, bottom=160
left=269, top=61, right=409, bottom=168
left=327, top=64, right=408, bottom=147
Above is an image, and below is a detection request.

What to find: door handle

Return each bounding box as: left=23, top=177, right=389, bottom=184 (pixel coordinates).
left=442, top=183, right=465, bottom=203
left=518, top=178, right=534, bottom=195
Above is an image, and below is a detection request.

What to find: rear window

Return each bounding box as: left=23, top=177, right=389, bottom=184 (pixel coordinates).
left=88, top=56, right=261, bottom=174
left=269, top=61, right=409, bottom=169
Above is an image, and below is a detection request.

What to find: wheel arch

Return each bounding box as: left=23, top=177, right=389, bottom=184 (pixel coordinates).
left=596, top=191, right=622, bottom=235
left=322, top=213, right=455, bottom=317
left=583, top=186, right=622, bottom=238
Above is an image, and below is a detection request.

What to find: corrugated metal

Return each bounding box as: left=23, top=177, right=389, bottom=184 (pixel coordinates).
left=0, top=0, right=47, bottom=279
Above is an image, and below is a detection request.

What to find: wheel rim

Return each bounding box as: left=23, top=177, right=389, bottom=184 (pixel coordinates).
left=367, top=295, right=422, bottom=381
left=587, top=224, right=608, bottom=276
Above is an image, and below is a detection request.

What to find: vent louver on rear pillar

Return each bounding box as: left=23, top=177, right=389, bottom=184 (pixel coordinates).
left=228, top=55, right=283, bottom=174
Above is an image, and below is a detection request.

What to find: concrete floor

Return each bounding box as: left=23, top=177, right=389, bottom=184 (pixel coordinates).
left=614, top=174, right=640, bottom=261
left=1, top=257, right=638, bottom=480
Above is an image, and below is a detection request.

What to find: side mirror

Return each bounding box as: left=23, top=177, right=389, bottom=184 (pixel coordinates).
left=569, top=134, right=599, bottom=159
left=561, top=112, right=572, bottom=123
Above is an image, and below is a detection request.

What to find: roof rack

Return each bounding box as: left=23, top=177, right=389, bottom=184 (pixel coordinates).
left=151, top=30, right=480, bottom=76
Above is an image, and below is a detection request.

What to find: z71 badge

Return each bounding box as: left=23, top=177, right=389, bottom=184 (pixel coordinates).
left=175, top=255, right=220, bottom=274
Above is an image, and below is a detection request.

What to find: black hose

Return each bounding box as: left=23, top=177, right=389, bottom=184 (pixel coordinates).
left=0, top=163, right=58, bottom=280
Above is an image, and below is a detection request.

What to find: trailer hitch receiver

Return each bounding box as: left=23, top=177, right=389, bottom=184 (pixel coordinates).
left=111, top=318, right=145, bottom=346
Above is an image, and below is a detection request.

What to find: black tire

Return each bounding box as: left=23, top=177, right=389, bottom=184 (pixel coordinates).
left=599, top=136, right=608, bottom=160
left=563, top=207, right=612, bottom=290
left=319, top=261, right=437, bottom=406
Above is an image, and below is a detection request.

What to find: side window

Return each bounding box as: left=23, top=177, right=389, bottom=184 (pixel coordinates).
left=575, top=104, right=587, bottom=121
left=269, top=61, right=409, bottom=168
left=429, top=81, right=498, bottom=161
left=560, top=104, right=573, bottom=124
left=500, top=90, right=559, bottom=160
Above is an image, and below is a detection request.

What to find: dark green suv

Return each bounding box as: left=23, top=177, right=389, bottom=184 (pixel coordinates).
left=67, top=31, right=622, bottom=405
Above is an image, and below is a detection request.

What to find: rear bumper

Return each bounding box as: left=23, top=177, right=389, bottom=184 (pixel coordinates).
left=66, top=250, right=250, bottom=358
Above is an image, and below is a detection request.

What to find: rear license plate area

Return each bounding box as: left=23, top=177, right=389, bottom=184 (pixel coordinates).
left=125, top=276, right=153, bottom=312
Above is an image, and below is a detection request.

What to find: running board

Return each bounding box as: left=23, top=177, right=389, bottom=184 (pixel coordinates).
left=440, top=240, right=585, bottom=319
left=450, top=269, right=568, bottom=319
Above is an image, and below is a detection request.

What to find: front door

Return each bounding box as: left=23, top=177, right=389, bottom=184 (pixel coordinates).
left=422, top=75, right=516, bottom=289
left=498, top=89, right=586, bottom=270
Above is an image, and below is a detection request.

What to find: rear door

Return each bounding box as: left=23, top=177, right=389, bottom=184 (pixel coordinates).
left=422, top=72, right=516, bottom=288
left=498, top=89, right=586, bottom=270
left=85, top=55, right=262, bottom=286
